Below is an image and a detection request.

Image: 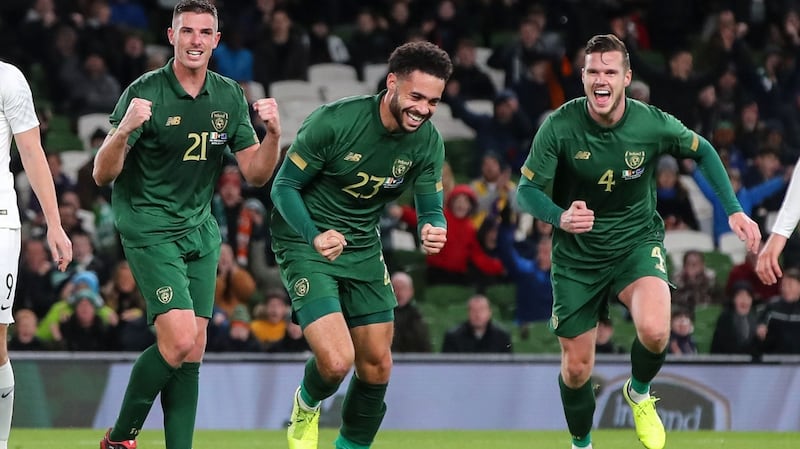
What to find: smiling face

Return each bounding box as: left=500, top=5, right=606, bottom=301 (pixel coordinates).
left=382, top=70, right=445, bottom=133
left=582, top=50, right=631, bottom=126
left=168, top=11, right=220, bottom=73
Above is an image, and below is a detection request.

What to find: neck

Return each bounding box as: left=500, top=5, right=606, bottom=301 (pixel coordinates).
left=379, top=93, right=401, bottom=132
left=588, top=97, right=626, bottom=127
left=172, top=60, right=206, bottom=97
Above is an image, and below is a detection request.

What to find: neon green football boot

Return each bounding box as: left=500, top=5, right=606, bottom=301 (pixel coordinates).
left=622, top=378, right=666, bottom=449
left=287, top=387, right=321, bottom=449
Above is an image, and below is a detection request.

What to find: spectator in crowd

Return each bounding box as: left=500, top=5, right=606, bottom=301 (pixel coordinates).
left=711, top=281, right=760, bottom=355
left=208, top=304, right=263, bottom=352
left=445, top=87, right=535, bottom=173
left=211, top=165, right=275, bottom=290
left=70, top=52, right=122, bottom=115
left=109, top=0, right=149, bottom=31
left=726, top=241, right=781, bottom=303
left=470, top=152, right=518, bottom=229
left=54, top=288, right=113, bottom=351
left=269, top=320, right=311, bottom=353
left=497, top=206, right=553, bottom=338
left=44, top=24, right=84, bottom=113
left=690, top=162, right=786, bottom=246
left=595, top=317, right=625, bottom=354
left=488, top=18, right=549, bottom=87
left=70, top=230, right=110, bottom=285
left=757, top=268, right=800, bottom=354
left=306, top=16, right=350, bottom=66
left=114, top=32, right=148, bottom=87
left=26, top=152, right=75, bottom=231
left=211, top=28, right=254, bottom=83
left=628, top=79, right=651, bottom=103
left=347, top=7, right=391, bottom=81
left=254, top=7, right=309, bottom=92
left=103, top=260, right=153, bottom=351
left=423, top=0, right=469, bottom=57
left=672, top=250, right=722, bottom=314
left=15, top=238, right=60, bottom=319
left=390, top=271, right=432, bottom=353
left=426, top=184, right=505, bottom=289
left=36, top=271, right=113, bottom=343
left=656, top=155, right=700, bottom=231
left=214, top=243, right=257, bottom=318
left=511, top=52, right=559, bottom=125
left=442, top=294, right=512, bottom=353
left=668, top=309, right=698, bottom=355
left=385, top=0, right=413, bottom=50
left=250, top=290, right=290, bottom=350
left=692, top=84, right=722, bottom=140
left=448, top=38, right=496, bottom=101
left=9, top=309, right=46, bottom=351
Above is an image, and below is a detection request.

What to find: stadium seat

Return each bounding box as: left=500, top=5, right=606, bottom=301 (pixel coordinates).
left=363, top=63, right=387, bottom=92
left=680, top=174, right=713, bottom=237
left=308, top=63, right=358, bottom=84
left=59, top=150, right=92, bottom=181
left=718, top=231, right=747, bottom=265
left=430, top=103, right=476, bottom=140
left=269, top=80, right=321, bottom=102
left=664, top=229, right=714, bottom=272
left=76, top=113, right=112, bottom=152
left=465, top=99, right=494, bottom=116
left=241, top=81, right=266, bottom=104
left=315, top=79, right=370, bottom=102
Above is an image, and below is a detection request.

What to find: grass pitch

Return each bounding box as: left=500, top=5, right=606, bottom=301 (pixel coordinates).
left=10, top=428, right=800, bottom=449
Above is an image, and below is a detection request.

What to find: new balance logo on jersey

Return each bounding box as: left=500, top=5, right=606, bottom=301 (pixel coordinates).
left=344, top=152, right=362, bottom=162
left=165, top=116, right=182, bottom=126
left=574, top=151, right=591, bottom=160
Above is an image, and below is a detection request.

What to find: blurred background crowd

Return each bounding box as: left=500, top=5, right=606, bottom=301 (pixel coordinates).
left=5, top=0, right=800, bottom=358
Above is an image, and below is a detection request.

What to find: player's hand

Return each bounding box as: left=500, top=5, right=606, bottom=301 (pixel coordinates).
left=118, top=98, right=152, bottom=135
left=253, top=98, right=281, bottom=136
left=46, top=226, right=72, bottom=272
left=756, top=233, right=787, bottom=285
left=421, top=223, right=447, bottom=255
left=560, top=200, right=594, bottom=234
left=728, top=212, right=761, bottom=254
left=313, top=229, right=346, bottom=262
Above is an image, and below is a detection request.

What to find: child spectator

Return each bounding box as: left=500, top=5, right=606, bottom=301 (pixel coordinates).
left=669, top=310, right=698, bottom=355
left=250, top=290, right=290, bottom=349
left=711, top=281, right=760, bottom=355
left=426, top=185, right=505, bottom=288
left=9, top=309, right=46, bottom=351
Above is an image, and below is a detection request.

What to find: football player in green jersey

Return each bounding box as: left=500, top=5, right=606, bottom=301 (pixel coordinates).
left=94, top=1, right=282, bottom=448
left=516, top=34, right=761, bottom=449
left=270, top=41, right=452, bottom=449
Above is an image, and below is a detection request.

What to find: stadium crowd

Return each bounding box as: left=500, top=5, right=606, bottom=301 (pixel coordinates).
left=5, top=0, right=800, bottom=357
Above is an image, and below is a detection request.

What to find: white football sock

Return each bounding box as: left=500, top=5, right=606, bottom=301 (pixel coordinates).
left=0, top=361, right=14, bottom=449
left=572, top=444, right=592, bottom=449
left=628, top=382, right=650, bottom=403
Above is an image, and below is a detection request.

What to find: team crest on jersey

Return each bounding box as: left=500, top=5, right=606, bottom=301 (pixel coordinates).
left=211, top=111, right=229, bottom=132
left=392, top=158, right=412, bottom=177
left=294, top=278, right=310, bottom=297
left=624, top=151, right=646, bottom=169
left=156, top=286, right=173, bottom=304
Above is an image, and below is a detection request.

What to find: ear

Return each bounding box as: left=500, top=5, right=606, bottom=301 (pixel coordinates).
left=167, top=27, right=175, bottom=46
left=624, top=68, right=632, bottom=88
left=212, top=31, right=221, bottom=49
left=386, top=72, right=397, bottom=91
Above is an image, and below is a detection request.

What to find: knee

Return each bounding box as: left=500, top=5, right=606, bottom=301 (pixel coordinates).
left=358, top=354, right=393, bottom=384
left=562, top=359, right=592, bottom=387
left=159, top=333, right=197, bottom=365
left=317, top=353, right=355, bottom=383
left=638, top=324, right=670, bottom=352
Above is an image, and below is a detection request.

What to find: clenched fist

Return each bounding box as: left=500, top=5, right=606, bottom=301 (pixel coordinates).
left=253, top=98, right=281, bottom=136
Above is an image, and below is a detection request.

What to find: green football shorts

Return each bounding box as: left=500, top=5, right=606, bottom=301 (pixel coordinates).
left=549, top=240, right=670, bottom=338
left=124, top=217, right=221, bottom=324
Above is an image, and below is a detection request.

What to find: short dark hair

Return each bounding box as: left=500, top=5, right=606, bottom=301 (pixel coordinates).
left=585, top=34, right=630, bottom=70
left=388, top=41, right=453, bottom=81
left=173, top=0, right=218, bottom=23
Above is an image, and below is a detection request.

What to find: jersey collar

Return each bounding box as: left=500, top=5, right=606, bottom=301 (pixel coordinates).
left=582, top=97, right=631, bottom=132
left=163, top=58, right=211, bottom=99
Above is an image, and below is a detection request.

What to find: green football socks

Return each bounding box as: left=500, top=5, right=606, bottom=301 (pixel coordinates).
left=630, top=337, right=667, bottom=394
left=559, top=374, right=595, bottom=447
left=300, top=357, right=341, bottom=408
left=110, top=344, right=177, bottom=441
left=161, top=362, right=200, bottom=449
left=339, top=376, right=388, bottom=447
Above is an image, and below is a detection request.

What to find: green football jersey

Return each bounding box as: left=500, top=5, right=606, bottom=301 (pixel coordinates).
left=521, top=97, right=702, bottom=266
left=270, top=93, right=445, bottom=249
left=110, top=60, right=259, bottom=247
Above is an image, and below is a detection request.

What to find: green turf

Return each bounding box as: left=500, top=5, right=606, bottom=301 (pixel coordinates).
left=10, top=428, right=800, bottom=449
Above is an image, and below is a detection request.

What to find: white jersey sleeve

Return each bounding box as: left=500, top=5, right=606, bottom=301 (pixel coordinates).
left=771, top=160, right=800, bottom=238
left=0, top=61, right=40, bottom=229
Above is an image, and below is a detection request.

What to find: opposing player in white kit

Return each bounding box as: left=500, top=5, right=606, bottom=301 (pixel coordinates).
left=757, top=162, right=800, bottom=285
left=0, top=60, right=72, bottom=449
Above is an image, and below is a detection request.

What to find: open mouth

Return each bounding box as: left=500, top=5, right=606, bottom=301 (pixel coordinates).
left=594, top=89, right=611, bottom=106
